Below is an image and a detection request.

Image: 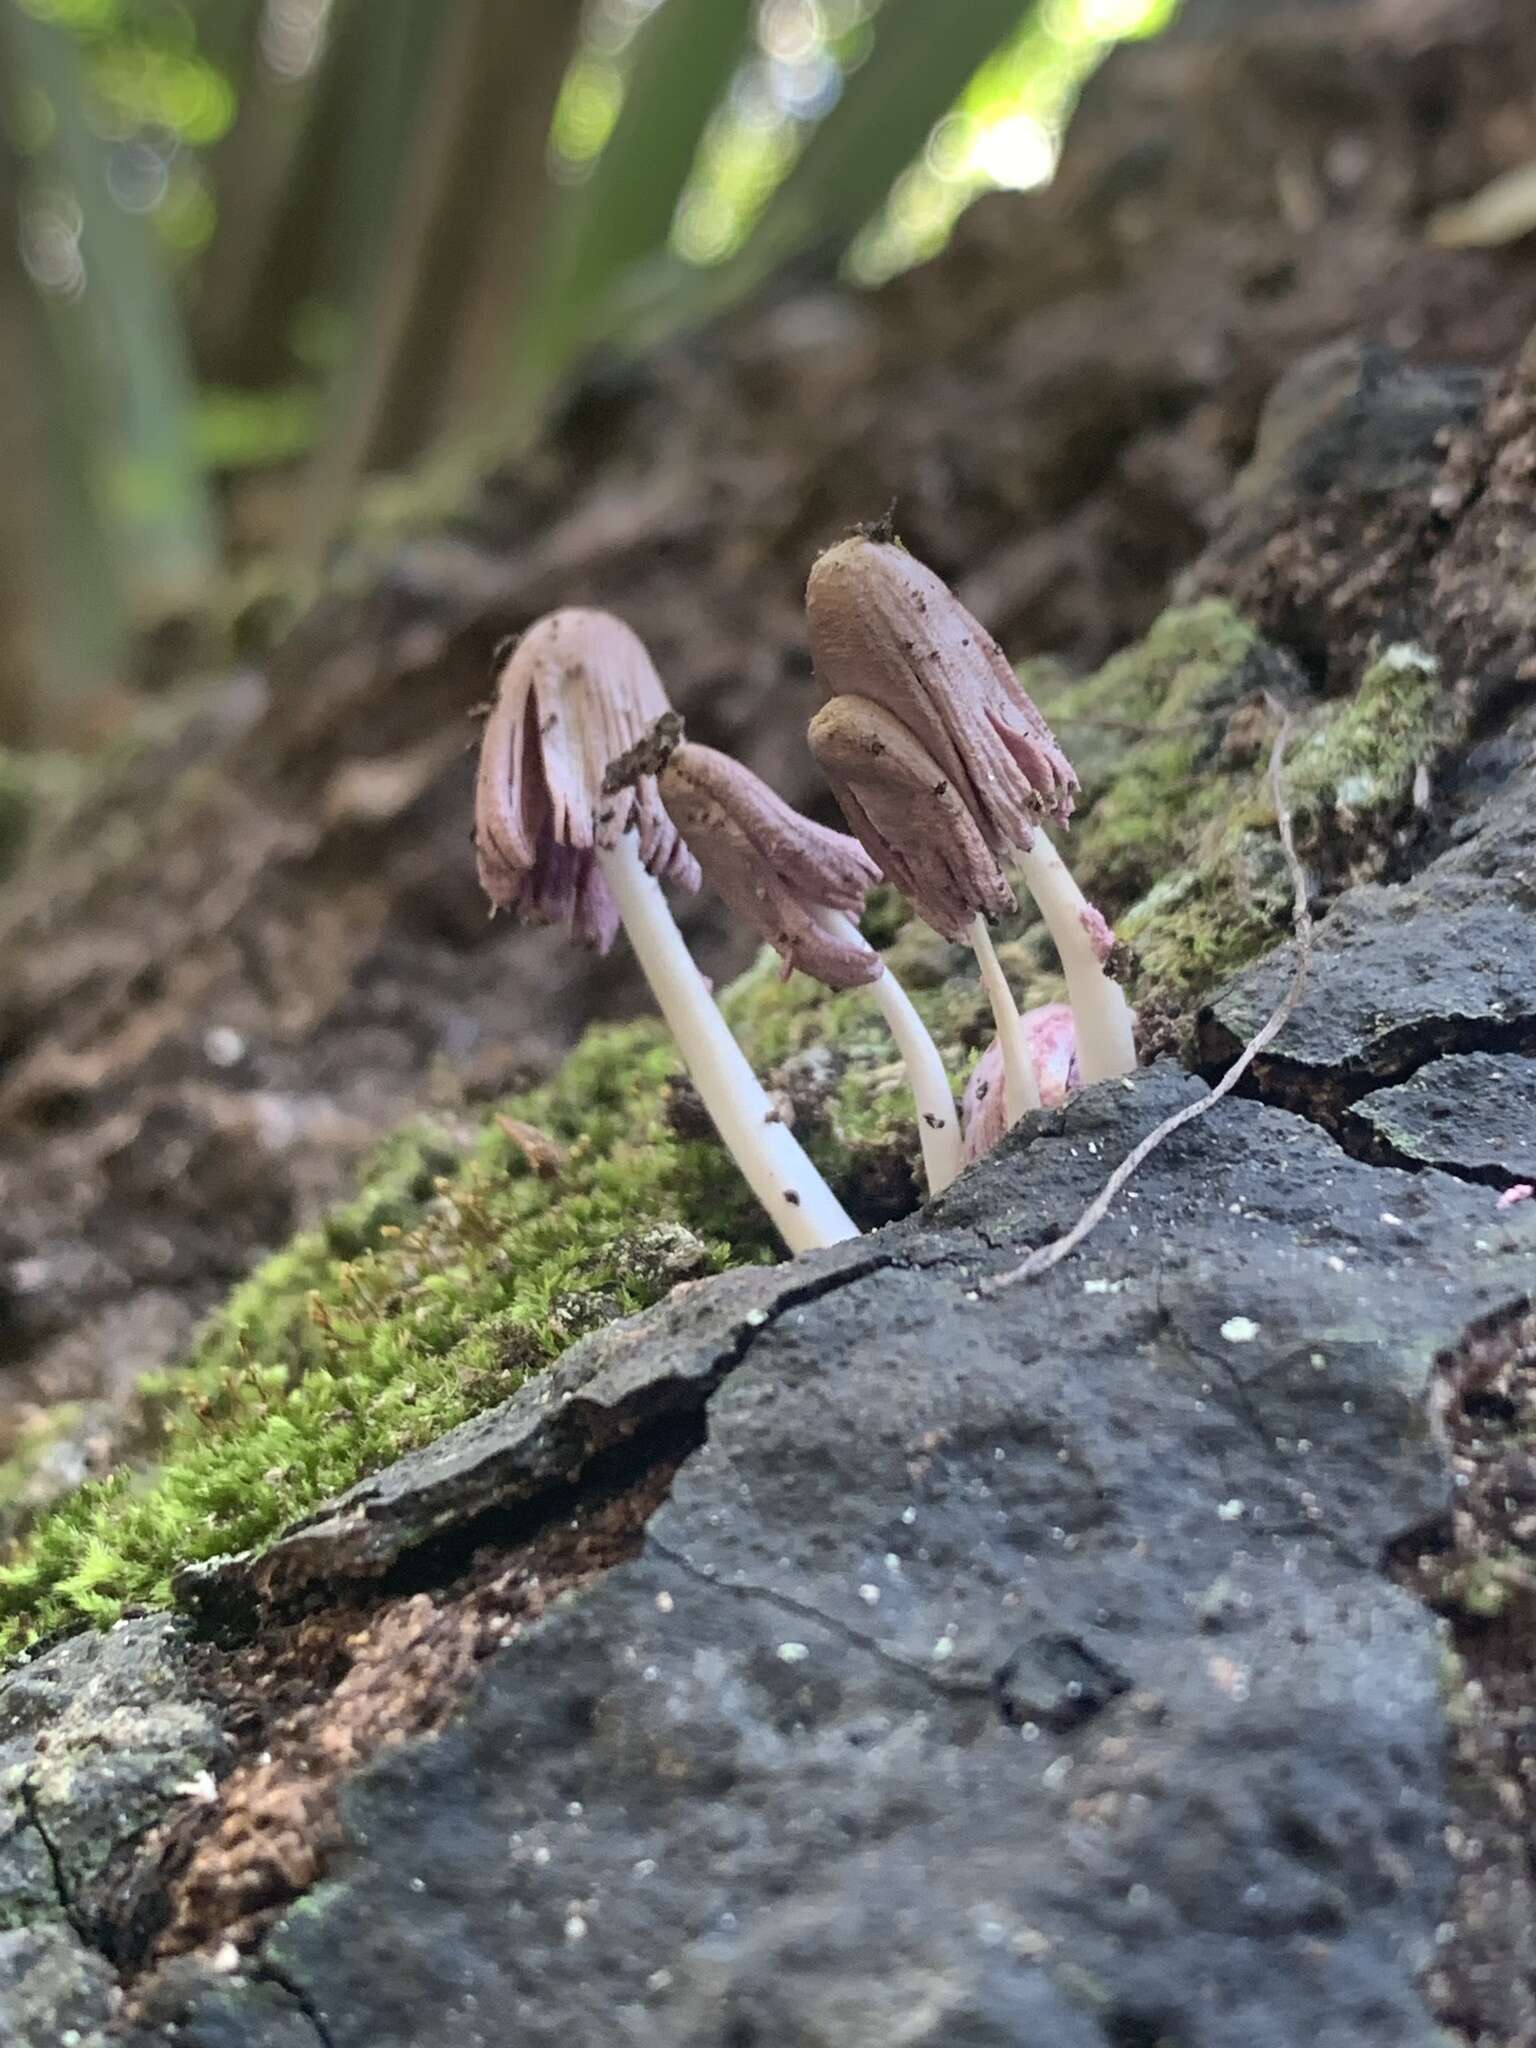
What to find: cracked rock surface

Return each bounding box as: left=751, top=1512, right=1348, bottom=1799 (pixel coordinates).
left=1355, top=1053, right=1536, bottom=1185
left=1201, top=756, right=1536, bottom=1097
left=0, top=1617, right=229, bottom=2038
left=44, top=1065, right=1523, bottom=2048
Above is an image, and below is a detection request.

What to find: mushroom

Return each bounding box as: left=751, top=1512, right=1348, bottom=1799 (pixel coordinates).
left=474, top=610, right=858, bottom=1253
left=806, top=536, right=1136, bottom=1092
left=657, top=737, right=963, bottom=1195
left=808, top=690, right=1043, bottom=1126
left=960, top=1005, right=1080, bottom=1169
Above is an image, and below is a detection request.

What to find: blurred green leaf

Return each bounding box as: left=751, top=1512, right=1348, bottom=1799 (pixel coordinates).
left=3, top=0, right=214, bottom=623
left=740, top=0, right=1038, bottom=275
left=522, top=0, right=759, bottom=385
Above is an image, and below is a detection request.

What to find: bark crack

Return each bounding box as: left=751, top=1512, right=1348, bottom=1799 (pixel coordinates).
left=255, top=1958, right=337, bottom=2048
left=1212, top=1012, right=1536, bottom=1188
left=19, top=1778, right=91, bottom=1949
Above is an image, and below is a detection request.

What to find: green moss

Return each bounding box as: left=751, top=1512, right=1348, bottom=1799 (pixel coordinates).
left=1286, top=642, right=1445, bottom=832
left=0, top=608, right=1455, bottom=1655
left=0, top=928, right=967, bottom=1652
left=1028, top=610, right=1450, bottom=1004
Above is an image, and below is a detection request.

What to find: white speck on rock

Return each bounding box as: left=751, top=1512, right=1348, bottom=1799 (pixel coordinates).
left=204, top=1025, right=246, bottom=1068
left=776, top=1641, right=809, bottom=1664
left=1220, top=1316, right=1259, bottom=1343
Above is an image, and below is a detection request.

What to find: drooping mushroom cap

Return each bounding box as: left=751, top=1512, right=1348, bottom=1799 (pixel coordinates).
left=474, top=609, right=699, bottom=950
left=806, top=537, right=1076, bottom=854
left=808, top=694, right=1014, bottom=942
left=658, top=741, right=881, bottom=990
left=960, top=1004, right=1080, bottom=1167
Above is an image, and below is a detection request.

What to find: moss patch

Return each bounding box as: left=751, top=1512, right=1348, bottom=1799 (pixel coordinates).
left=1026, top=611, right=1453, bottom=1004
left=0, top=941, right=968, bottom=1652
left=0, top=605, right=1456, bottom=1655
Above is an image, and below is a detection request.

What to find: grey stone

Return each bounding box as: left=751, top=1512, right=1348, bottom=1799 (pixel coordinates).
left=1355, top=1051, right=1536, bottom=1181
left=0, top=1618, right=239, bottom=2037
left=119, top=1956, right=326, bottom=2048
left=1202, top=765, right=1536, bottom=1085
left=164, top=1068, right=1534, bottom=2048
left=0, top=1924, right=115, bottom=2045
left=0, top=1616, right=228, bottom=1953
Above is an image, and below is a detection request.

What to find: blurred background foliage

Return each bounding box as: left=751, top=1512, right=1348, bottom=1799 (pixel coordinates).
left=0, top=0, right=1176, bottom=747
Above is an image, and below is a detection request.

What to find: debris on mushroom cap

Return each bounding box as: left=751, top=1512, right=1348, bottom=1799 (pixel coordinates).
left=808, top=693, right=1014, bottom=942
left=474, top=609, right=699, bottom=949
left=961, top=1004, right=1080, bottom=1167
left=805, top=537, right=1077, bottom=854
left=659, top=741, right=882, bottom=990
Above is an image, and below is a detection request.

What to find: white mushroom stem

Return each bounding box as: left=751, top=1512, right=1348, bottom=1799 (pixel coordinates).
left=969, top=915, right=1040, bottom=1127
left=1014, top=830, right=1137, bottom=1084
left=814, top=909, right=962, bottom=1197
left=597, top=834, right=858, bottom=1253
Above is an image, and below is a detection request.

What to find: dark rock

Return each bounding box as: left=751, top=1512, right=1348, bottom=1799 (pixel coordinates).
left=144, top=1069, right=1535, bottom=2048
left=993, top=1633, right=1132, bottom=1733
left=1201, top=762, right=1536, bottom=1090
left=1228, top=340, right=1485, bottom=515
left=0, top=1925, right=115, bottom=2044
left=119, top=1956, right=325, bottom=2048
left=0, top=1618, right=228, bottom=1949
left=1355, top=1051, right=1536, bottom=1180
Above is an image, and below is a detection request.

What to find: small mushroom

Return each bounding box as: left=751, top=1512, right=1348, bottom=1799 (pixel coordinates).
left=806, top=536, right=1076, bottom=846
left=475, top=612, right=857, bottom=1254
left=474, top=608, right=698, bottom=945
left=960, top=1005, right=1080, bottom=1169
left=806, top=535, right=1135, bottom=1088
left=657, top=739, right=881, bottom=991
left=659, top=738, right=962, bottom=1194
left=809, top=691, right=1042, bottom=1124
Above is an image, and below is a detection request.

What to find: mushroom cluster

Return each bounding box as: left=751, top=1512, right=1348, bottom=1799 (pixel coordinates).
left=473, top=536, right=1135, bottom=1254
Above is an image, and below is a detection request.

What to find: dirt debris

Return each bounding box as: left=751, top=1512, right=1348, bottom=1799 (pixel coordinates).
left=132, top=1458, right=680, bottom=1980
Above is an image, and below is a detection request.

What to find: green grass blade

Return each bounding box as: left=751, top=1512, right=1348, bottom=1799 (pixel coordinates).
left=3, top=0, right=217, bottom=623
left=741, top=0, right=1037, bottom=274
left=519, top=0, right=759, bottom=390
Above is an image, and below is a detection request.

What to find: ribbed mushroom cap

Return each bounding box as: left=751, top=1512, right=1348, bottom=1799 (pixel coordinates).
left=474, top=609, right=698, bottom=949
left=659, top=741, right=881, bottom=990
left=806, top=537, right=1076, bottom=856
left=808, top=693, right=1014, bottom=942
